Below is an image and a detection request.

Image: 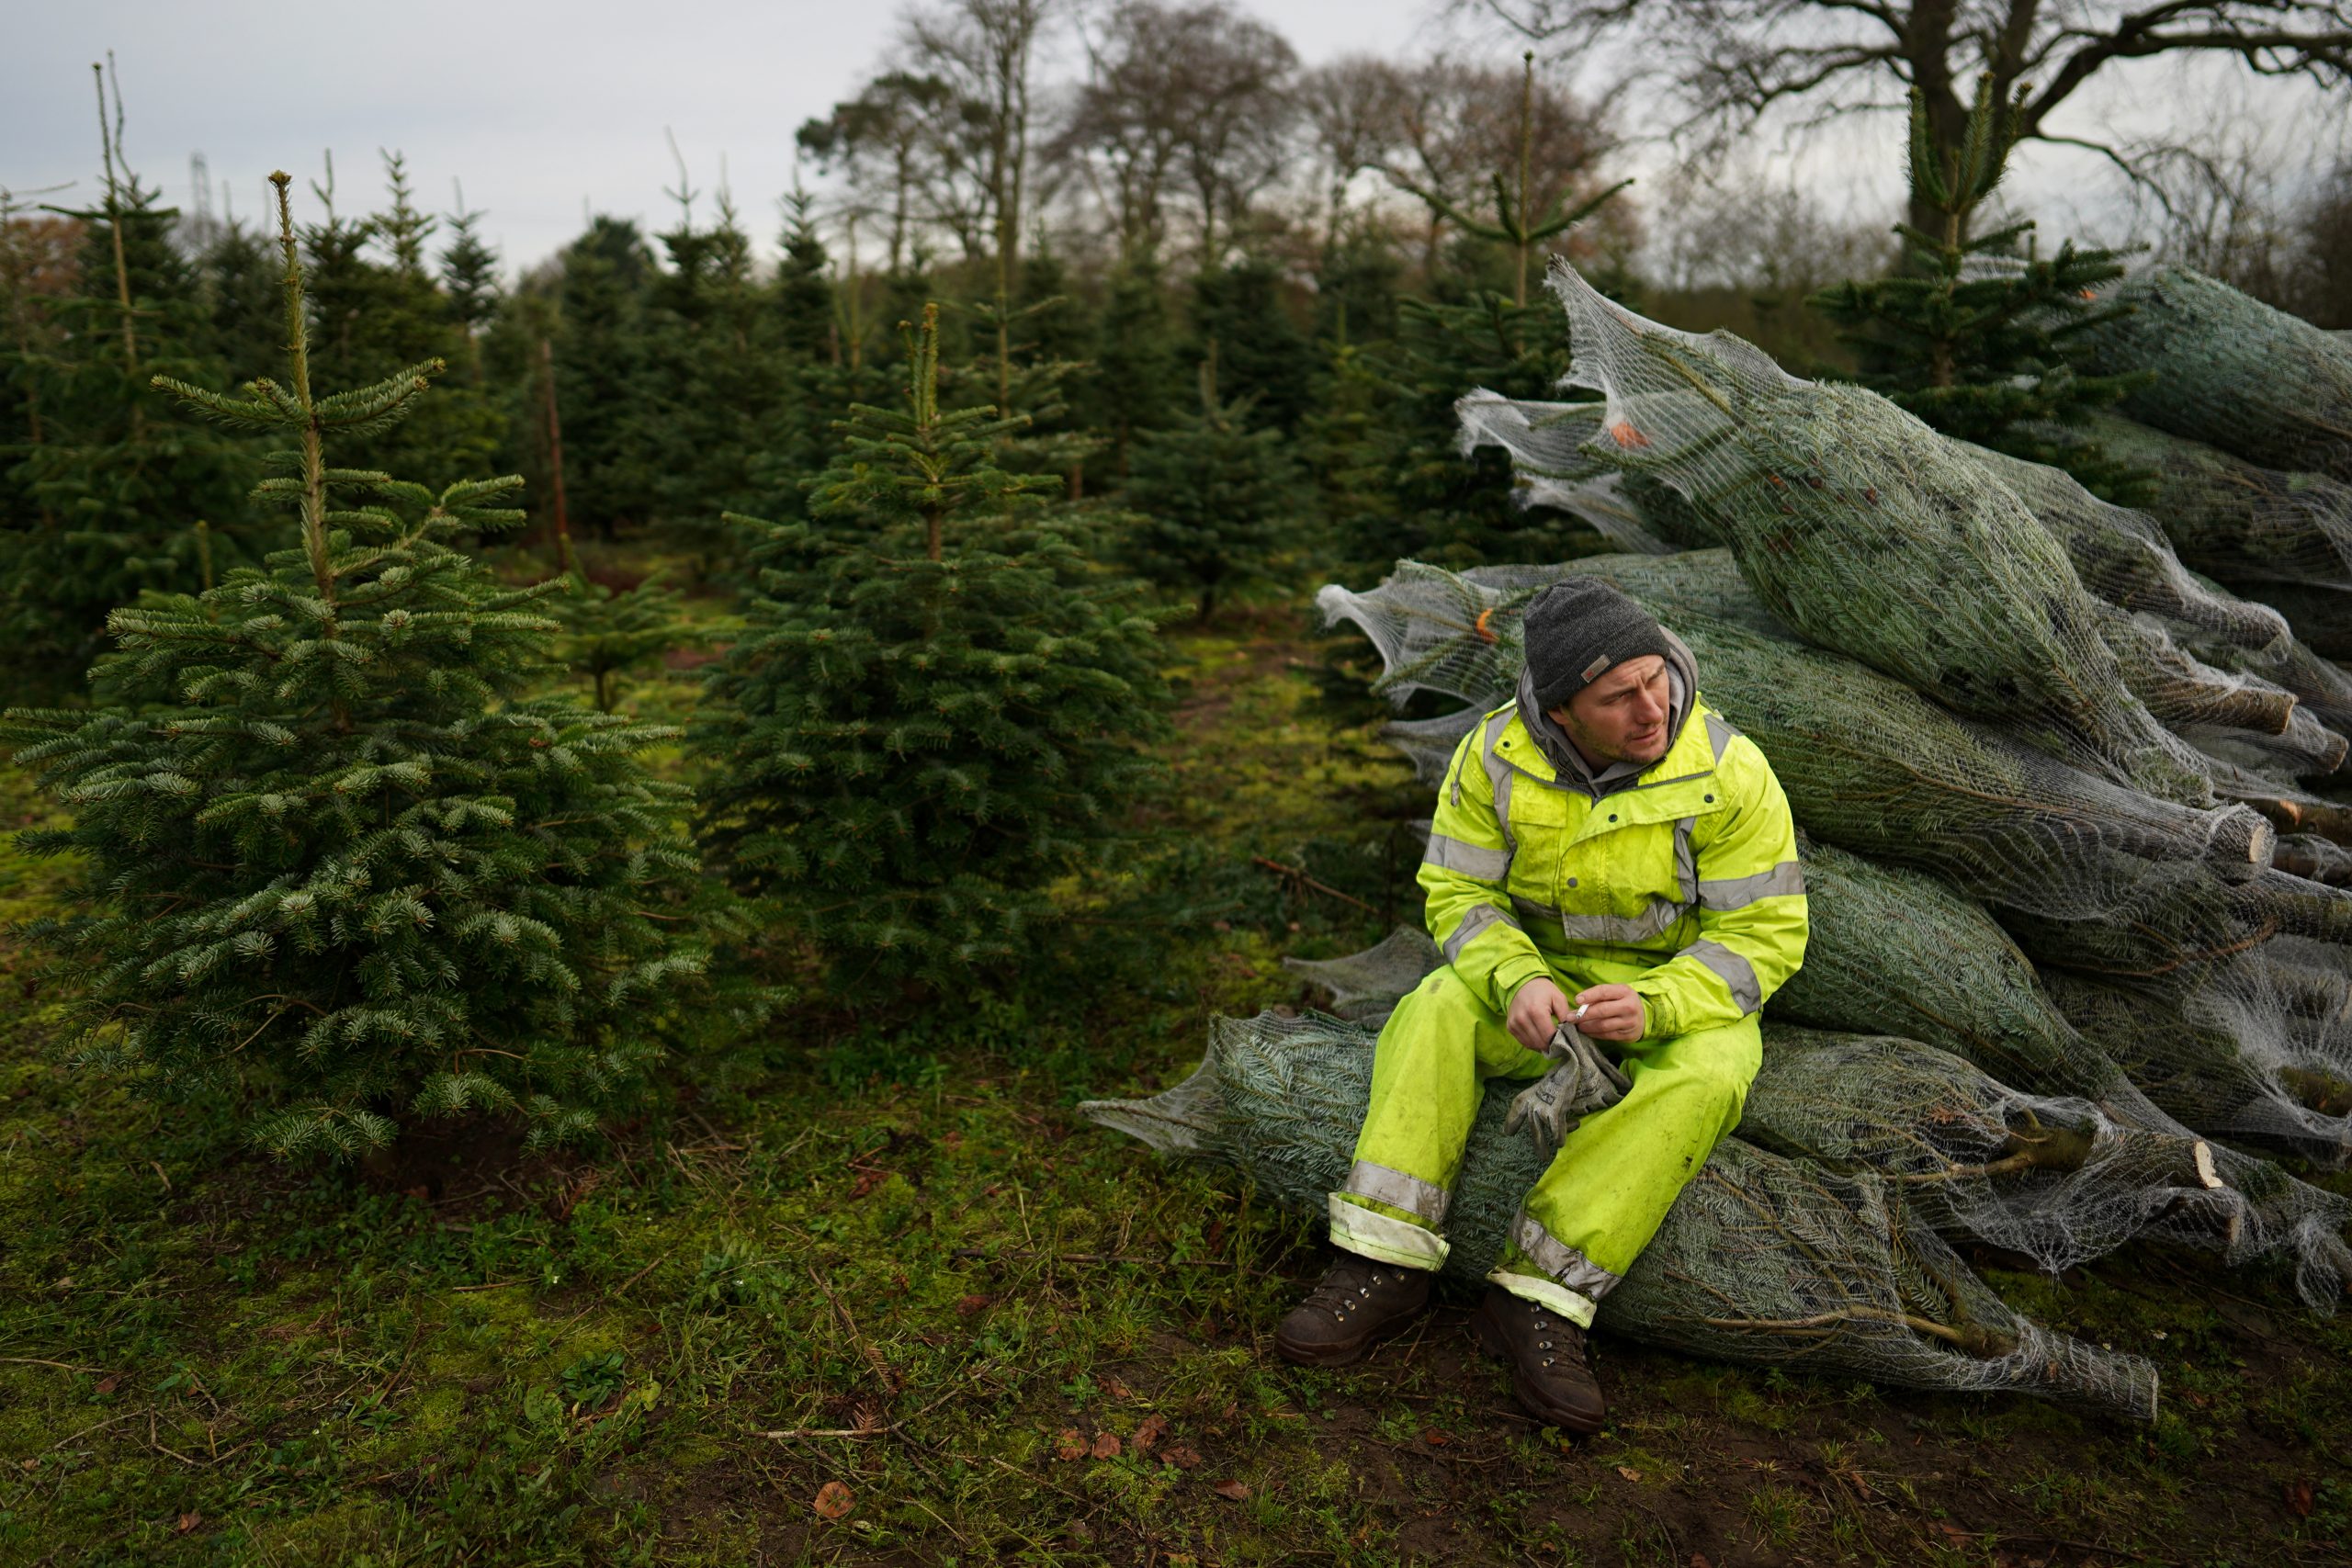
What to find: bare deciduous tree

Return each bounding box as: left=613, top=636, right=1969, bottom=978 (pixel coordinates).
left=797, top=73, right=956, bottom=276
left=1059, top=1, right=1297, bottom=262
left=1297, top=56, right=1411, bottom=250
left=1385, top=57, right=1616, bottom=274
left=1470, top=2, right=2352, bottom=231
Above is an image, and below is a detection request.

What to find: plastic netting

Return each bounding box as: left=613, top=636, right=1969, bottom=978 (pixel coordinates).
left=1544, top=262, right=2211, bottom=806
left=1457, top=391, right=1726, bottom=554
left=2188, top=590, right=2352, bottom=739
left=1462, top=387, right=2295, bottom=663
left=1274, top=925, right=2224, bottom=1276
left=2042, top=961, right=2352, bottom=1168
left=1081, top=1011, right=2160, bottom=1419
left=2076, top=265, right=2352, bottom=482
left=1770, top=839, right=2352, bottom=1310
left=1316, top=559, right=2301, bottom=941
left=1952, top=439, right=2291, bottom=652
left=1743, top=1024, right=2223, bottom=1276
left=1274, top=834, right=2352, bottom=1309
left=2063, top=412, right=2352, bottom=592
left=2249, top=581, right=2352, bottom=662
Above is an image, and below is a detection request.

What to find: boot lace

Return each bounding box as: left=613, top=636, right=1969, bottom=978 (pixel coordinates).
left=1303, top=1258, right=1402, bottom=1324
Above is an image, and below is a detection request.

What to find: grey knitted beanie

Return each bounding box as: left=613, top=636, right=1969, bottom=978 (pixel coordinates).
left=1521, top=578, right=1675, bottom=712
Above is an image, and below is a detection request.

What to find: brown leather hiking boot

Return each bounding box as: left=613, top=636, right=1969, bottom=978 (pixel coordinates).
left=1472, top=1286, right=1607, bottom=1433
left=1273, top=1253, right=1432, bottom=1367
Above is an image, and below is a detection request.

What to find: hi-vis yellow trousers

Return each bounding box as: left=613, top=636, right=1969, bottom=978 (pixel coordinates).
left=1329, top=954, right=1761, bottom=1327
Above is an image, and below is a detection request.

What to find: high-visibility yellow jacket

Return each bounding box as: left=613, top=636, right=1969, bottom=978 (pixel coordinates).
left=1422, top=692, right=1808, bottom=1039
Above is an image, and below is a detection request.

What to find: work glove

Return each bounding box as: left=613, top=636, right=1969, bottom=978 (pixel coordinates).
left=1502, top=1021, right=1633, bottom=1157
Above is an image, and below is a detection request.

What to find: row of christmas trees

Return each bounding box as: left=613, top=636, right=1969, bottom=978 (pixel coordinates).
left=1, top=63, right=1660, bottom=692
left=2, top=175, right=1179, bottom=1162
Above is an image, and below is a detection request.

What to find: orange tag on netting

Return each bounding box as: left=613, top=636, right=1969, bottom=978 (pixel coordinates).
left=1607, top=421, right=1650, bottom=449
left=1473, top=607, right=1498, bottom=644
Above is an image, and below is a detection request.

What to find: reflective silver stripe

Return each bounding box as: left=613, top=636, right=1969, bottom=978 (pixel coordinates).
left=1424, top=832, right=1510, bottom=882
left=1511, top=894, right=1565, bottom=931
left=1697, top=860, right=1805, bottom=911
left=1674, top=816, right=1698, bottom=904
left=1704, top=711, right=1736, bottom=763
left=1556, top=898, right=1690, bottom=945
left=1447, top=720, right=1479, bottom=807
left=1510, top=1210, right=1623, bottom=1300
left=1683, top=938, right=1762, bottom=1012
left=1340, top=1160, right=1451, bottom=1224
left=1442, top=902, right=1522, bottom=964
left=1477, top=710, right=1517, bottom=863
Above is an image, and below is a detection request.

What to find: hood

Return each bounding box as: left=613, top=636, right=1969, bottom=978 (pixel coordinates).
left=1513, top=630, right=1700, bottom=800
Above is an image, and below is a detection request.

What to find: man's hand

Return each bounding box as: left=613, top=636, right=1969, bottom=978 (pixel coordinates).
left=1573, top=983, right=1646, bottom=1043
left=1506, top=976, right=1575, bottom=1052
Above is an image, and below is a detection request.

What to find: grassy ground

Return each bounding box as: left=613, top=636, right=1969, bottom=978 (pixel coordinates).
left=1, top=572, right=2348, bottom=1567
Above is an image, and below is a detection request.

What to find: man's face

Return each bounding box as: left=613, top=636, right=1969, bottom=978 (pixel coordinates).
left=1546, top=654, right=1673, bottom=769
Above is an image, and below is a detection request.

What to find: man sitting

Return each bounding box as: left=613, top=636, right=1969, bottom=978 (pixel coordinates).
left=1273, top=578, right=1809, bottom=1433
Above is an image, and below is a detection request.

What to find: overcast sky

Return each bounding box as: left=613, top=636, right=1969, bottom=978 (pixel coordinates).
left=5, top=0, right=2341, bottom=276
left=4, top=0, right=1448, bottom=269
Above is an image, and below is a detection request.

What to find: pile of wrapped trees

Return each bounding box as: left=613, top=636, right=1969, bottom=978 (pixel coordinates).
left=1089, top=264, right=2352, bottom=1421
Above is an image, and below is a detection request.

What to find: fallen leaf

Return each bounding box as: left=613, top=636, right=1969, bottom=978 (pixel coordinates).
left=175, top=1514, right=201, bottom=1535
left=1133, top=1415, right=1167, bottom=1455
left=1616, top=1465, right=1642, bottom=1483
left=1163, top=1444, right=1204, bottom=1470
left=403, top=1185, right=431, bottom=1201
left=811, top=1481, right=854, bottom=1520
left=955, top=1293, right=993, bottom=1318
left=1213, top=1479, right=1251, bottom=1502
left=2286, top=1479, right=2315, bottom=1517
left=1102, top=1375, right=1134, bottom=1400
left=1422, top=1428, right=1450, bottom=1447
left=94, top=1375, right=119, bottom=1396
left=1091, top=1431, right=1122, bottom=1460
left=1690, top=1556, right=1713, bottom=1568
left=848, top=1168, right=890, bottom=1200
left=17, top=1460, right=36, bottom=1472
left=1054, top=1428, right=1088, bottom=1461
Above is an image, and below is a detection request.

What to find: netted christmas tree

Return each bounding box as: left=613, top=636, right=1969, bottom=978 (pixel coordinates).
left=696, top=304, right=1171, bottom=989
left=0, top=174, right=705, bottom=1162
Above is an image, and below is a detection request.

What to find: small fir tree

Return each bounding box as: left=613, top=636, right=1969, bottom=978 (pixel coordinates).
left=3, top=62, right=257, bottom=685
left=1, top=173, right=704, bottom=1161
left=697, top=305, right=1170, bottom=988
left=1087, top=252, right=1178, bottom=478
left=1808, top=76, right=2154, bottom=502
left=555, top=571, right=690, bottom=713
left=1123, top=353, right=1301, bottom=620
left=1188, top=255, right=1314, bottom=434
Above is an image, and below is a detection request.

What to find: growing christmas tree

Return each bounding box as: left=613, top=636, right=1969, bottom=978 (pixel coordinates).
left=697, top=305, right=1170, bottom=989
left=2, top=63, right=257, bottom=686
left=1122, top=352, right=1302, bottom=620
left=2, top=173, right=704, bottom=1161
left=1808, top=76, right=2154, bottom=502
left=555, top=571, right=690, bottom=713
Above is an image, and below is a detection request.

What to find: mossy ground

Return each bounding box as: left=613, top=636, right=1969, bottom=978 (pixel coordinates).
left=1, top=553, right=2347, bottom=1566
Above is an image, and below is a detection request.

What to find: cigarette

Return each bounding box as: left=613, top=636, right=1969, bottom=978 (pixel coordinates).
left=1572, top=1003, right=1589, bottom=1021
